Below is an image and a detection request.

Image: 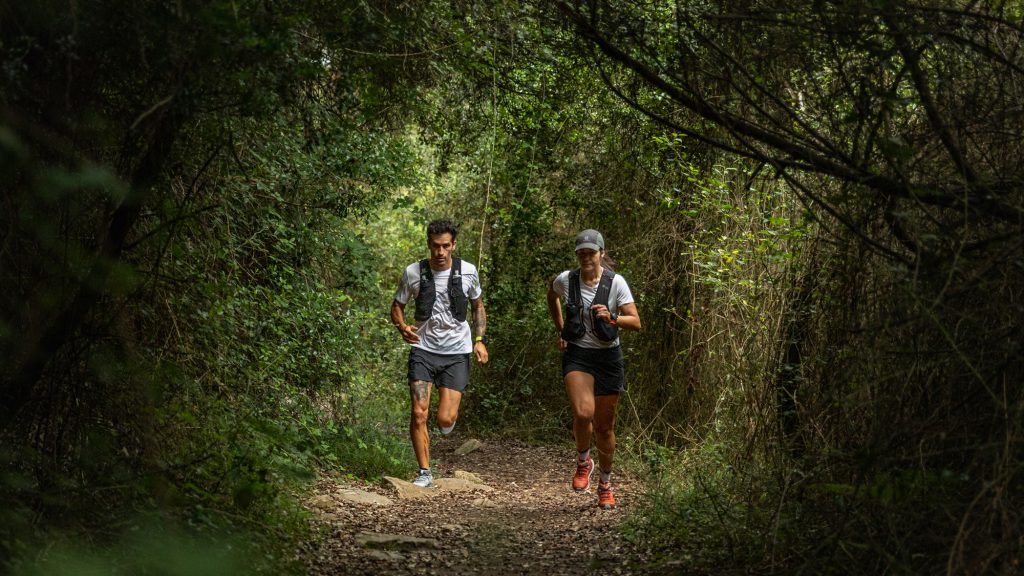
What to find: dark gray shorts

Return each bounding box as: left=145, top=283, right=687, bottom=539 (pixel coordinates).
left=562, top=344, right=625, bottom=396
left=407, top=347, right=471, bottom=392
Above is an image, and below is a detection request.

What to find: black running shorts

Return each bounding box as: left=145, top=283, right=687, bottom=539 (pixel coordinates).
left=562, top=344, right=625, bottom=396
left=407, top=347, right=471, bottom=392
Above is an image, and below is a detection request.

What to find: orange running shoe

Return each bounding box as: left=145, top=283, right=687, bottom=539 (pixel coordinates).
left=572, top=456, right=594, bottom=492
left=597, top=480, right=616, bottom=510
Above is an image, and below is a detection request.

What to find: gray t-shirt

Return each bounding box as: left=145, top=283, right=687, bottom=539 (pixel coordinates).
left=552, top=269, right=635, bottom=349
left=394, top=260, right=482, bottom=354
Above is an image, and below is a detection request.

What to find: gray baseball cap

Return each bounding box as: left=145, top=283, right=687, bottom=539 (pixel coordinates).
left=575, top=229, right=605, bottom=252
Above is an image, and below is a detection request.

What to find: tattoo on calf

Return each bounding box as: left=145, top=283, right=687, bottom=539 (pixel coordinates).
left=410, top=380, right=430, bottom=402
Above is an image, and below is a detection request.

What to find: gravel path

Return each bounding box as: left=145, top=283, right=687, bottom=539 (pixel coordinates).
left=304, top=436, right=662, bottom=575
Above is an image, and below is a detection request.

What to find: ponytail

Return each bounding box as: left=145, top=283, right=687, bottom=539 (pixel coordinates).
left=601, top=252, right=616, bottom=272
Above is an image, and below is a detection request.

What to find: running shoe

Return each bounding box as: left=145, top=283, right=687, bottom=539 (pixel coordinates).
left=572, top=456, right=594, bottom=492
left=597, top=480, right=616, bottom=510
left=439, top=417, right=457, bottom=436
left=412, top=469, right=433, bottom=488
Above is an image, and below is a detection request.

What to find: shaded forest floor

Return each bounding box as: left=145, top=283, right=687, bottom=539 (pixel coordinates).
left=303, top=436, right=675, bottom=575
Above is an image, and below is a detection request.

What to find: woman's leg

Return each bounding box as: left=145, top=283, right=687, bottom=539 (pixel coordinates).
left=565, top=371, right=596, bottom=451
left=593, top=393, right=620, bottom=473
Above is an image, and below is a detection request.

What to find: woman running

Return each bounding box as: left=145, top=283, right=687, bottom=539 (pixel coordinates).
left=546, top=229, right=641, bottom=510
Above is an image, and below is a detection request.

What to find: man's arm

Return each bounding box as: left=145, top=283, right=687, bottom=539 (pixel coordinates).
left=390, top=299, right=419, bottom=344
left=470, top=297, right=488, bottom=364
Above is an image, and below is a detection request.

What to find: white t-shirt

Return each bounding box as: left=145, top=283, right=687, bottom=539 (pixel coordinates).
left=394, top=259, right=482, bottom=354
left=551, top=269, right=634, bottom=349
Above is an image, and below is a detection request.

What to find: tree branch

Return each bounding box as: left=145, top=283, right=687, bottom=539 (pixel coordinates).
left=886, top=13, right=978, bottom=185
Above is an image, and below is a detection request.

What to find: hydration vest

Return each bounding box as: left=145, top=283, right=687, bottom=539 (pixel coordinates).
left=414, top=258, right=468, bottom=323
left=560, top=268, right=619, bottom=343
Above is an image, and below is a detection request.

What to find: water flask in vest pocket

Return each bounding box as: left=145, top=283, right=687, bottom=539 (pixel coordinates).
left=590, top=308, right=619, bottom=342
left=561, top=303, right=586, bottom=341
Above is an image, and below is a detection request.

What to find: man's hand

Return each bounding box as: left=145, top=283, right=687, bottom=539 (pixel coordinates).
left=390, top=300, right=420, bottom=344
left=397, top=323, right=420, bottom=344
left=473, top=341, right=489, bottom=364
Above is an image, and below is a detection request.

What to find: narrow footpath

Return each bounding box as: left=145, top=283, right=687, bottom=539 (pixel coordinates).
left=303, top=437, right=668, bottom=575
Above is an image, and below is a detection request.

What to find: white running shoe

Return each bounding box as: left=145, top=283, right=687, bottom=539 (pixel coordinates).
left=439, top=418, right=457, bottom=436
left=412, top=469, right=433, bottom=488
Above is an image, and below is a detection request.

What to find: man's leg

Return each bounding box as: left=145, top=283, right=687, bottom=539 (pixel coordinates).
left=434, top=353, right=469, bottom=435
left=436, top=387, right=463, bottom=432
left=409, top=379, right=433, bottom=470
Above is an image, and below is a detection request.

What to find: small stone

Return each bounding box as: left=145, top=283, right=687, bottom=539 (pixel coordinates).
left=364, top=549, right=403, bottom=561
left=452, top=470, right=486, bottom=484
left=355, top=531, right=441, bottom=551
left=454, top=439, right=483, bottom=455
left=336, top=488, right=393, bottom=506
left=308, top=494, right=335, bottom=510
left=382, top=476, right=435, bottom=500
left=432, top=477, right=493, bottom=492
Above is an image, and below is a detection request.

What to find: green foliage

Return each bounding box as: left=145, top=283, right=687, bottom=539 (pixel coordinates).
left=624, top=441, right=787, bottom=572
left=8, top=514, right=285, bottom=575
left=606, top=151, right=811, bottom=572
left=1, top=0, right=441, bottom=572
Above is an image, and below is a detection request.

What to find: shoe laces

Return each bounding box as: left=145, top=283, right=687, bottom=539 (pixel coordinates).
left=575, top=458, right=592, bottom=475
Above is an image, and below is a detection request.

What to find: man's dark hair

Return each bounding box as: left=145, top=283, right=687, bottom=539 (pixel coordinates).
left=426, top=219, right=459, bottom=241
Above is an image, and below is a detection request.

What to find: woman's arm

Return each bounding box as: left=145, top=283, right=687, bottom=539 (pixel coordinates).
left=613, top=302, right=641, bottom=332
left=546, top=276, right=564, bottom=332
left=546, top=276, right=570, bottom=352
left=591, top=301, right=640, bottom=332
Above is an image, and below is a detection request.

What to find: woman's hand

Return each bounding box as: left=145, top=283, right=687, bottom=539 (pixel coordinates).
left=591, top=304, right=616, bottom=324
left=557, top=335, right=568, bottom=352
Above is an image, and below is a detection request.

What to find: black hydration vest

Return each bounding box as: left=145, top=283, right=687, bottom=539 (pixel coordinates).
left=560, top=268, right=619, bottom=343
left=414, top=258, right=468, bottom=323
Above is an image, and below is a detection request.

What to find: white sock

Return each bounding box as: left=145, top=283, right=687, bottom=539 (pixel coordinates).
left=578, top=449, right=591, bottom=462
left=600, top=469, right=612, bottom=483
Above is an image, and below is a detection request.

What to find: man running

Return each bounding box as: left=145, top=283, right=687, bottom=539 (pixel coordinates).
left=390, top=219, right=489, bottom=487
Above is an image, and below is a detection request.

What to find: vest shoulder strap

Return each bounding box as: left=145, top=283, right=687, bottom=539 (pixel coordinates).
left=593, top=268, right=615, bottom=307
left=421, top=258, right=461, bottom=280
left=568, top=269, right=581, bottom=306
left=569, top=268, right=614, bottom=307
left=414, top=259, right=434, bottom=321
left=449, top=258, right=467, bottom=322
left=449, top=258, right=464, bottom=300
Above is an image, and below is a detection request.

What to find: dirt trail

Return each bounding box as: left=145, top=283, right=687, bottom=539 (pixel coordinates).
left=304, top=436, right=663, bottom=575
